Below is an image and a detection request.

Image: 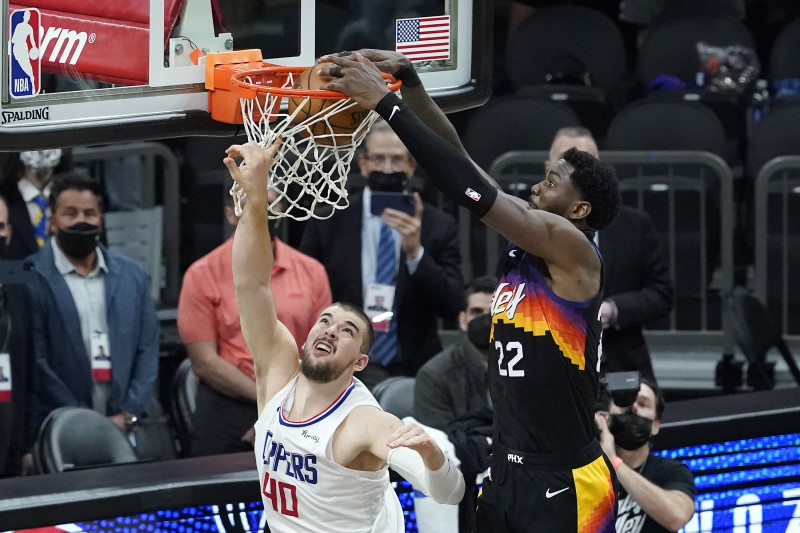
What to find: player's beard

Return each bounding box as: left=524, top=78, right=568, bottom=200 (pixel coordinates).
left=300, top=346, right=351, bottom=383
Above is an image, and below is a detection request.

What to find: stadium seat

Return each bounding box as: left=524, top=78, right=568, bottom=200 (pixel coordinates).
left=605, top=99, right=728, bottom=159
left=371, top=376, right=415, bottom=419
left=34, top=407, right=139, bottom=473
left=462, top=96, right=580, bottom=172
left=747, top=100, right=800, bottom=178
left=769, top=18, right=800, bottom=83
left=169, top=357, right=198, bottom=457
left=504, top=5, right=626, bottom=137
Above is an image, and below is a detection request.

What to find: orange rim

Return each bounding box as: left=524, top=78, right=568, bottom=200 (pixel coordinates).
left=230, top=66, right=401, bottom=100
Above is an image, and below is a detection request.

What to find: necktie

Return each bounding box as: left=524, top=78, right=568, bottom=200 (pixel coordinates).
left=371, top=223, right=398, bottom=366
left=32, top=194, right=48, bottom=248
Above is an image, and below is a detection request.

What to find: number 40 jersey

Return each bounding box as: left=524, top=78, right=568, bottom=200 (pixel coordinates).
left=254, top=376, right=404, bottom=533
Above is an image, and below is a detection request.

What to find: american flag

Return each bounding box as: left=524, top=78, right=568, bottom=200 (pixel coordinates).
left=396, top=15, right=451, bottom=61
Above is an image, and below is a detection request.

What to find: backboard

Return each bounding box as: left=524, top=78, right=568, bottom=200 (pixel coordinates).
left=0, top=0, right=492, bottom=150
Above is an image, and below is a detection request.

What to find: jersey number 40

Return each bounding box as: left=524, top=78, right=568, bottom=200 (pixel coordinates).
left=262, top=472, right=299, bottom=517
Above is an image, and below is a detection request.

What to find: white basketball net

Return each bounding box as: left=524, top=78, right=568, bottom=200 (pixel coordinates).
left=230, top=70, right=381, bottom=221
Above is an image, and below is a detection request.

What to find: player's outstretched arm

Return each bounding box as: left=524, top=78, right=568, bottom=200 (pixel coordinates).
left=320, top=55, right=596, bottom=287
left=320, top=50, right=500, bottom=189
left=345, top=407, right=465, bottom=504
left=226, top=140, right=299, bottom=414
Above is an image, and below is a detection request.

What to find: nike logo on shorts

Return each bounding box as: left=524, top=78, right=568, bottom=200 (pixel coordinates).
left=545, top=487, right=569, bottom=498
left=389, top=105, right=401, bottom=121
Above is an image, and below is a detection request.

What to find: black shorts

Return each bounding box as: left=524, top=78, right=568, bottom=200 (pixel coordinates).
left=475, top=440, right=618, bottom=533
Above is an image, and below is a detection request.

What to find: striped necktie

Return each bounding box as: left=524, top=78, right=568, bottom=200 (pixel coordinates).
left=32, top=194, right=48, bottom=248
left=370, top=223, right=398, bottom=366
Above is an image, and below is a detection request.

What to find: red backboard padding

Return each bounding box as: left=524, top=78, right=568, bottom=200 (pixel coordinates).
left=8, top=1, right=187, bottom=85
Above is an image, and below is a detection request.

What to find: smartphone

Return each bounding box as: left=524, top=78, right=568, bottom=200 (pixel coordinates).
left=370, top=192, right=414, bottom=216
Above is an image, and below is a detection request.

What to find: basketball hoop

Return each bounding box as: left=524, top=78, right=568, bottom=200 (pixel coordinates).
left=205, top=50, right=401, bottom=221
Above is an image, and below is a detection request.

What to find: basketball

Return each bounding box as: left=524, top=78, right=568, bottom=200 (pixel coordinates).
left=29, top=47, right=39, bottom=61
left=287, top=63, right=371, bottom=146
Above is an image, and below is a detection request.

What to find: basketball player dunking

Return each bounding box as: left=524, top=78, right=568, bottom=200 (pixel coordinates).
left=223, top=141, right=464, bottom=533
left=320, top=50, right=621, bottom=533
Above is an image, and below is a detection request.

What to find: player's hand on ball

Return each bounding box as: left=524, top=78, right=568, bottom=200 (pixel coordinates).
left=318, top=53, right=390, bottom=110
left=321, top=49, right=411, bottom=79
left=387, top=422, right=445, bottom=470
left=223, top=140, right=281, bottom=205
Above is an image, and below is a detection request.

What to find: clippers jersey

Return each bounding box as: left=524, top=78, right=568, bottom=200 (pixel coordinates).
left=254, top=376, right=404, bottom=533
left=490, top=238, right=603, bottom=453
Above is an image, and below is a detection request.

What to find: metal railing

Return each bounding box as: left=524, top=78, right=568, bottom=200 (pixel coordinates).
left=73, top=142, right=180, bottom=304
left=754, top=156, right=800, bottom=336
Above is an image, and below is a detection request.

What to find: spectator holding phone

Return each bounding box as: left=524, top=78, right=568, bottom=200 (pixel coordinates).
left=300, top=119, right=463, bottom=390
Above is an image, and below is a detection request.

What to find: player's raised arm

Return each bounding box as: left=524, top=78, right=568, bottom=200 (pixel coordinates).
left=225, top=140, right=298, bottom=414
left=319, top=55, right=599, bottom=287
left=320, top=50, right=501, bottom=189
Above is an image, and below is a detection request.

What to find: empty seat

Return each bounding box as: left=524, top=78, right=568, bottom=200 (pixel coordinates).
left=169, top=358, right=198, bottom=457
left=35, top=407, right=138, bottom=473
left=769, top=18, right=800, bottom=83
left=747, top=100, right=800, bottom=178
left=462, top=96, right=581, bottom=172
left=605, top=99, right=728, bottom=158
left=372, top=376, right=416, bottom=420
left=505, top=6, right=626, bottom=137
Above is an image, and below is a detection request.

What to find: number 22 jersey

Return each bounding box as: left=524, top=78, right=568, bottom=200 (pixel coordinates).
left=490, top=239, right=604, bottom=453
left=254, top=375, right=404, bottom=533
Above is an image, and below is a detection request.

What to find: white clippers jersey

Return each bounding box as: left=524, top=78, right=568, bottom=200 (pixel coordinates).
left=254, top=375, right=404, bottom=533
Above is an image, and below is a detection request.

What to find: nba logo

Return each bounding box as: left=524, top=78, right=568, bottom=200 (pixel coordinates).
left=9, top=8, right=41, bottom=98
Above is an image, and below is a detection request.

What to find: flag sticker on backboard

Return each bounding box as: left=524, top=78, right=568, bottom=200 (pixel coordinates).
left=396, top=15, right=450, bottom=62
left=9, top=8, right=42, bottom=98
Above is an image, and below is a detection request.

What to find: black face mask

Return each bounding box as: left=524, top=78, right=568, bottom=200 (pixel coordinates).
left=466, top=313, right=492, bottom=350
left=0, top=236, right=7, bottom=259
left=56, top=222, right=100, bottom=259
left=366, top=171, right=407, bottom=192
left=609, top=412, right=654, bottom=450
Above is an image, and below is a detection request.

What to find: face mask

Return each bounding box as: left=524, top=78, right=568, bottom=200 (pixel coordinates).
left=56, top=222, right=100, bottom=258
left=0, top=236, right=7, bottom=259
left=20, top=149, right=62, bottom=170
left=609, top=412, right=653, bottom=450
left=366, top=170, right=407, bottom=192
left=466, top=313, right=492, bottom=350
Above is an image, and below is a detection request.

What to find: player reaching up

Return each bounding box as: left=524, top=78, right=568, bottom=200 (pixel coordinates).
left=224, top=140, right=464, bottom=533
left=318, top=50, right=621, bottom=533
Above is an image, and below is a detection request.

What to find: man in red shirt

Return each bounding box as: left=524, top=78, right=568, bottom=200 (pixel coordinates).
left=177, top=192, right=332, bottom=456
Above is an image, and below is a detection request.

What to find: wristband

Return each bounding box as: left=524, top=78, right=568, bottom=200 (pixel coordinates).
left=611, top=457, right=623, bottom=470
left=394, top=65, right=422, bottom=87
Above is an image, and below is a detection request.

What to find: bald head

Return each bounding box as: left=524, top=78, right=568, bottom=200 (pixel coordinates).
left=546, top=127, right=598, bottom=169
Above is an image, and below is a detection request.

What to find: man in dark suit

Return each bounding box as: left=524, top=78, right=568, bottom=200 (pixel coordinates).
left=547, top=127, right=673, bottom=381
left=29, top=174, right=159, bottom=435
left=300, top=119, right=463, bottom=390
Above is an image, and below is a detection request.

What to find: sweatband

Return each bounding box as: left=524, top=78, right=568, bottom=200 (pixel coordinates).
left=375, top=92, right=498, bottom=218
left=387, top=446, right=465, bottom=505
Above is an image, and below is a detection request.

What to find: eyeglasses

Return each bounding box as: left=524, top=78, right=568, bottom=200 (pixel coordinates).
left=364, top=154, right=410, bottom=166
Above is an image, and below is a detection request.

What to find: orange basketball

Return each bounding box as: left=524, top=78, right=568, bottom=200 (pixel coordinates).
left=287, top=63, right=371, bottom=146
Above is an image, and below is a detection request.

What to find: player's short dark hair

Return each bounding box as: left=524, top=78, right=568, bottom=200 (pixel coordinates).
left=332, top=301, right=375, bottom=354
left=49, top=172, right=103, bottom=214
left=463, top=275, right=497, bottom=311
left=563, top=147, right=620, bottom=230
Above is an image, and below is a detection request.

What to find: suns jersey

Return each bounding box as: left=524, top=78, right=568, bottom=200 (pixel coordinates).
left=490, top=239, right=604, bottom=453
left=254, top=376, right=404, bottom=533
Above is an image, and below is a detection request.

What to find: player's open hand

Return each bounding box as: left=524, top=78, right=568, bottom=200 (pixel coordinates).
left=318, top=53, right=391, bottom=110
left=223, top=140, right=281, bottom=206
left=387, top=422, right=445, bottom=470
left=594, top=412, right=617, bottom=461
left=382, top=192, right=423, bottom=260
left=320, top=49, right=411, bottom=79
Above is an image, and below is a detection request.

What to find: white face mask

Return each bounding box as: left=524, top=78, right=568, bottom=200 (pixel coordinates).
left=20, top=149, right=62, bottom=170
